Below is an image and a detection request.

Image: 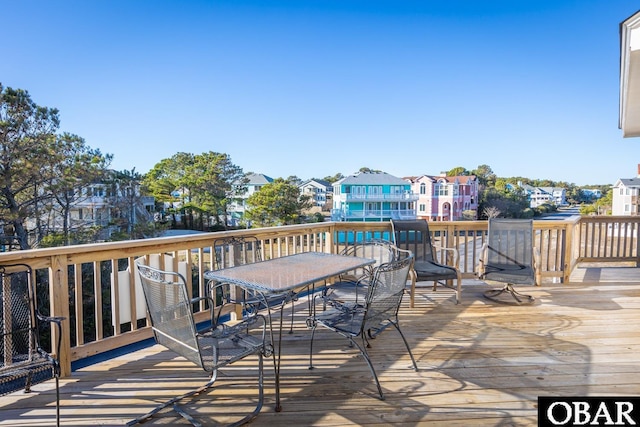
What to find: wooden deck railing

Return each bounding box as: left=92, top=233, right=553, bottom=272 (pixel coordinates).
left=0, top=216, right=638, bottom=379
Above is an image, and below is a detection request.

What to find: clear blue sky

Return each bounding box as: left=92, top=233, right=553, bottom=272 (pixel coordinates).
left=3, top=0, right=640, bottom=186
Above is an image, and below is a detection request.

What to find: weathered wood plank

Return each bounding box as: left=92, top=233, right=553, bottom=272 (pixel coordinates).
left=2, top=277, right=640, bottom=426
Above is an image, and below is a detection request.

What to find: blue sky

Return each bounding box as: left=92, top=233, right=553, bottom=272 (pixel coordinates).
left=3, top=0, right=640, bottom=186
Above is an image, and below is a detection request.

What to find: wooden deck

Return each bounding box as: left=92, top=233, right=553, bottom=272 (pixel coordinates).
left=2, top=267, right=640, bottom=426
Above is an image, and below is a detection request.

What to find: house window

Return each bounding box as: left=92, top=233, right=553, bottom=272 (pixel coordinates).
left=420, top=183, right=426, bottom=194
left=366, top=202, right=380, bottom=214
left=624, top=204, right=630, bottom=212
left=419, top=204, right=426, bottom=212
left=369, top=186, right=382, bottom=195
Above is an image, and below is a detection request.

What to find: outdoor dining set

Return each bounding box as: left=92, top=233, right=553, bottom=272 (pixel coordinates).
left=0, top=218, right=539, bottom=426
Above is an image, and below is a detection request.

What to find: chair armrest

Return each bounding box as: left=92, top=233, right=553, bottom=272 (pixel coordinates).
left=476, top=243, right=488, bottom=278
left=36, top=314, right=65, bottom=374
left=432, top=244, right=460, bottom=268
left=394, top=247, right=413, bottom=261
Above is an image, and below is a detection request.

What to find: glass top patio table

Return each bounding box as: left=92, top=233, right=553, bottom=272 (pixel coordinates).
left=203, top=251, right=375, bottom=412
left=203, top=251, right=375, bottom=295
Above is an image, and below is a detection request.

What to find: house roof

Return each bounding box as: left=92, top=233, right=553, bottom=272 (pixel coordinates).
left=300, top=179, right=332, bottom=189
left=617, top=177, right=640, bottom=187
left=619, top=9, right=640, bottom=137
left=403, top=174, right=477, bottom=184
left=245, top=173, right=273, bottom=185
left=336, top=172, right=409, bottom=186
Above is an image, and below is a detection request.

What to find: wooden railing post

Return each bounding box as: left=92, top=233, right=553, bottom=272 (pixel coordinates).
left=326, top=223, right=335, bottom=253
left=50, top=254, right=71, bottom=377
left=563, top=220, right=574, bottom=283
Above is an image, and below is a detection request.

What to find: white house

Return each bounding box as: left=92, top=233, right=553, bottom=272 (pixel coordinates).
left=612, top=165, right=640, bottom=215
left=540, top=187, right=568, bottom=207
left=299, top=179, right=332, bottom=209
left=227, top=173, right=273, bottom=225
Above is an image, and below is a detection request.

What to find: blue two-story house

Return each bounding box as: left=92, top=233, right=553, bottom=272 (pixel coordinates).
left=331, top=172, right=418, bottom=221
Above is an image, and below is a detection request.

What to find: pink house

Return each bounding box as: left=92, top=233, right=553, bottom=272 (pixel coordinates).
left=404, top=174, right=479, bottom=221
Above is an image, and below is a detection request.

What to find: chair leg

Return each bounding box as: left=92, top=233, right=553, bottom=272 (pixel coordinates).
left=127, top=353, right=264, bottom=427
left=391, top=323, right=418, bottom=371
left=55, top=376, right=60, bottom=427
left=307, top=320, right=317, bottom=370
left=484, top=284, right=535, bottom=305
left=409, top=275, right=416, bottom=308
left=288, top=303, right=295, bottom=334
left=354, top=336, right=385, bottom=400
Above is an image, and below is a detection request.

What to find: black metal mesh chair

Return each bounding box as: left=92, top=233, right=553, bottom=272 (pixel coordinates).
left=307, top=254, right=417, bottom=400
left=0, top=264, right=63, bottom=427
left=128, top=261, right=271, bottom=426
left=477, top=218, right=541, bottom=305
left=321, top=239, right=399, bottom=309
left=391, top=219, right=462, bottom=305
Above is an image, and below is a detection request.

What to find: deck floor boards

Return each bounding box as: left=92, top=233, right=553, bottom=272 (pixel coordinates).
left=2, top=272, right=640, bottom=426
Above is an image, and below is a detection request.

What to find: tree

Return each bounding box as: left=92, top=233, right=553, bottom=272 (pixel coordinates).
left=446, top=166, right=468, bottom=176
left=0, top=85, right=111, bottom=248
left=472, top=164, right=496, bottom=187
left=478, top=186, right=530, bottom=219
left=45, top=133, right=112, bottom=245
left=357, top=167, right=382, bottom=174
left=323, top=173, right=344, bottom=184
left=143, top=152, right=195, bottom=228
left=285, top=175, right=303, bottom=186
left=143, top=152, right=245, bottom=230
left=245, top=178, right=312, bottom=227
left=108, top=168, right=145, bottom=239
left=186, top=152, right=245, bottom=229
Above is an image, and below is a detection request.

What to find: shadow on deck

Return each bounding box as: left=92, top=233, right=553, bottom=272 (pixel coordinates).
left=1, top=267, right=640, bottom=426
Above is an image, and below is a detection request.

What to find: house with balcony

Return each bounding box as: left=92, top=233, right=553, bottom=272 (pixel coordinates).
left=404, top=174, right=479, bottom=221
left=227, top=173, right=273, bottom=225
left=612, top=165, right=640, bottom=215
left=331, top=171, right=417, bottom=221
left=511, top=183, right=567, bottom=208
left=299, top=179, right=332, bottom=209
left=582, top=188, right=603, bottom=200
left=24, top=173, right=154, bottom=242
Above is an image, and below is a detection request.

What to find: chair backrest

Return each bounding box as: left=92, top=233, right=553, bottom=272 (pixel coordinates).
left=391, top=220, right=436, bottom=263
left=213, top=236, right=262, bottom=270
left=1, top=265, right=38, bottom=371
left=362, top=255, right=413, bottom=331
left=135, top=261, right=204, bottom=369
left=485, top=218, right=535, bottom=284
left=339, top=239, right=397, bottom=282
